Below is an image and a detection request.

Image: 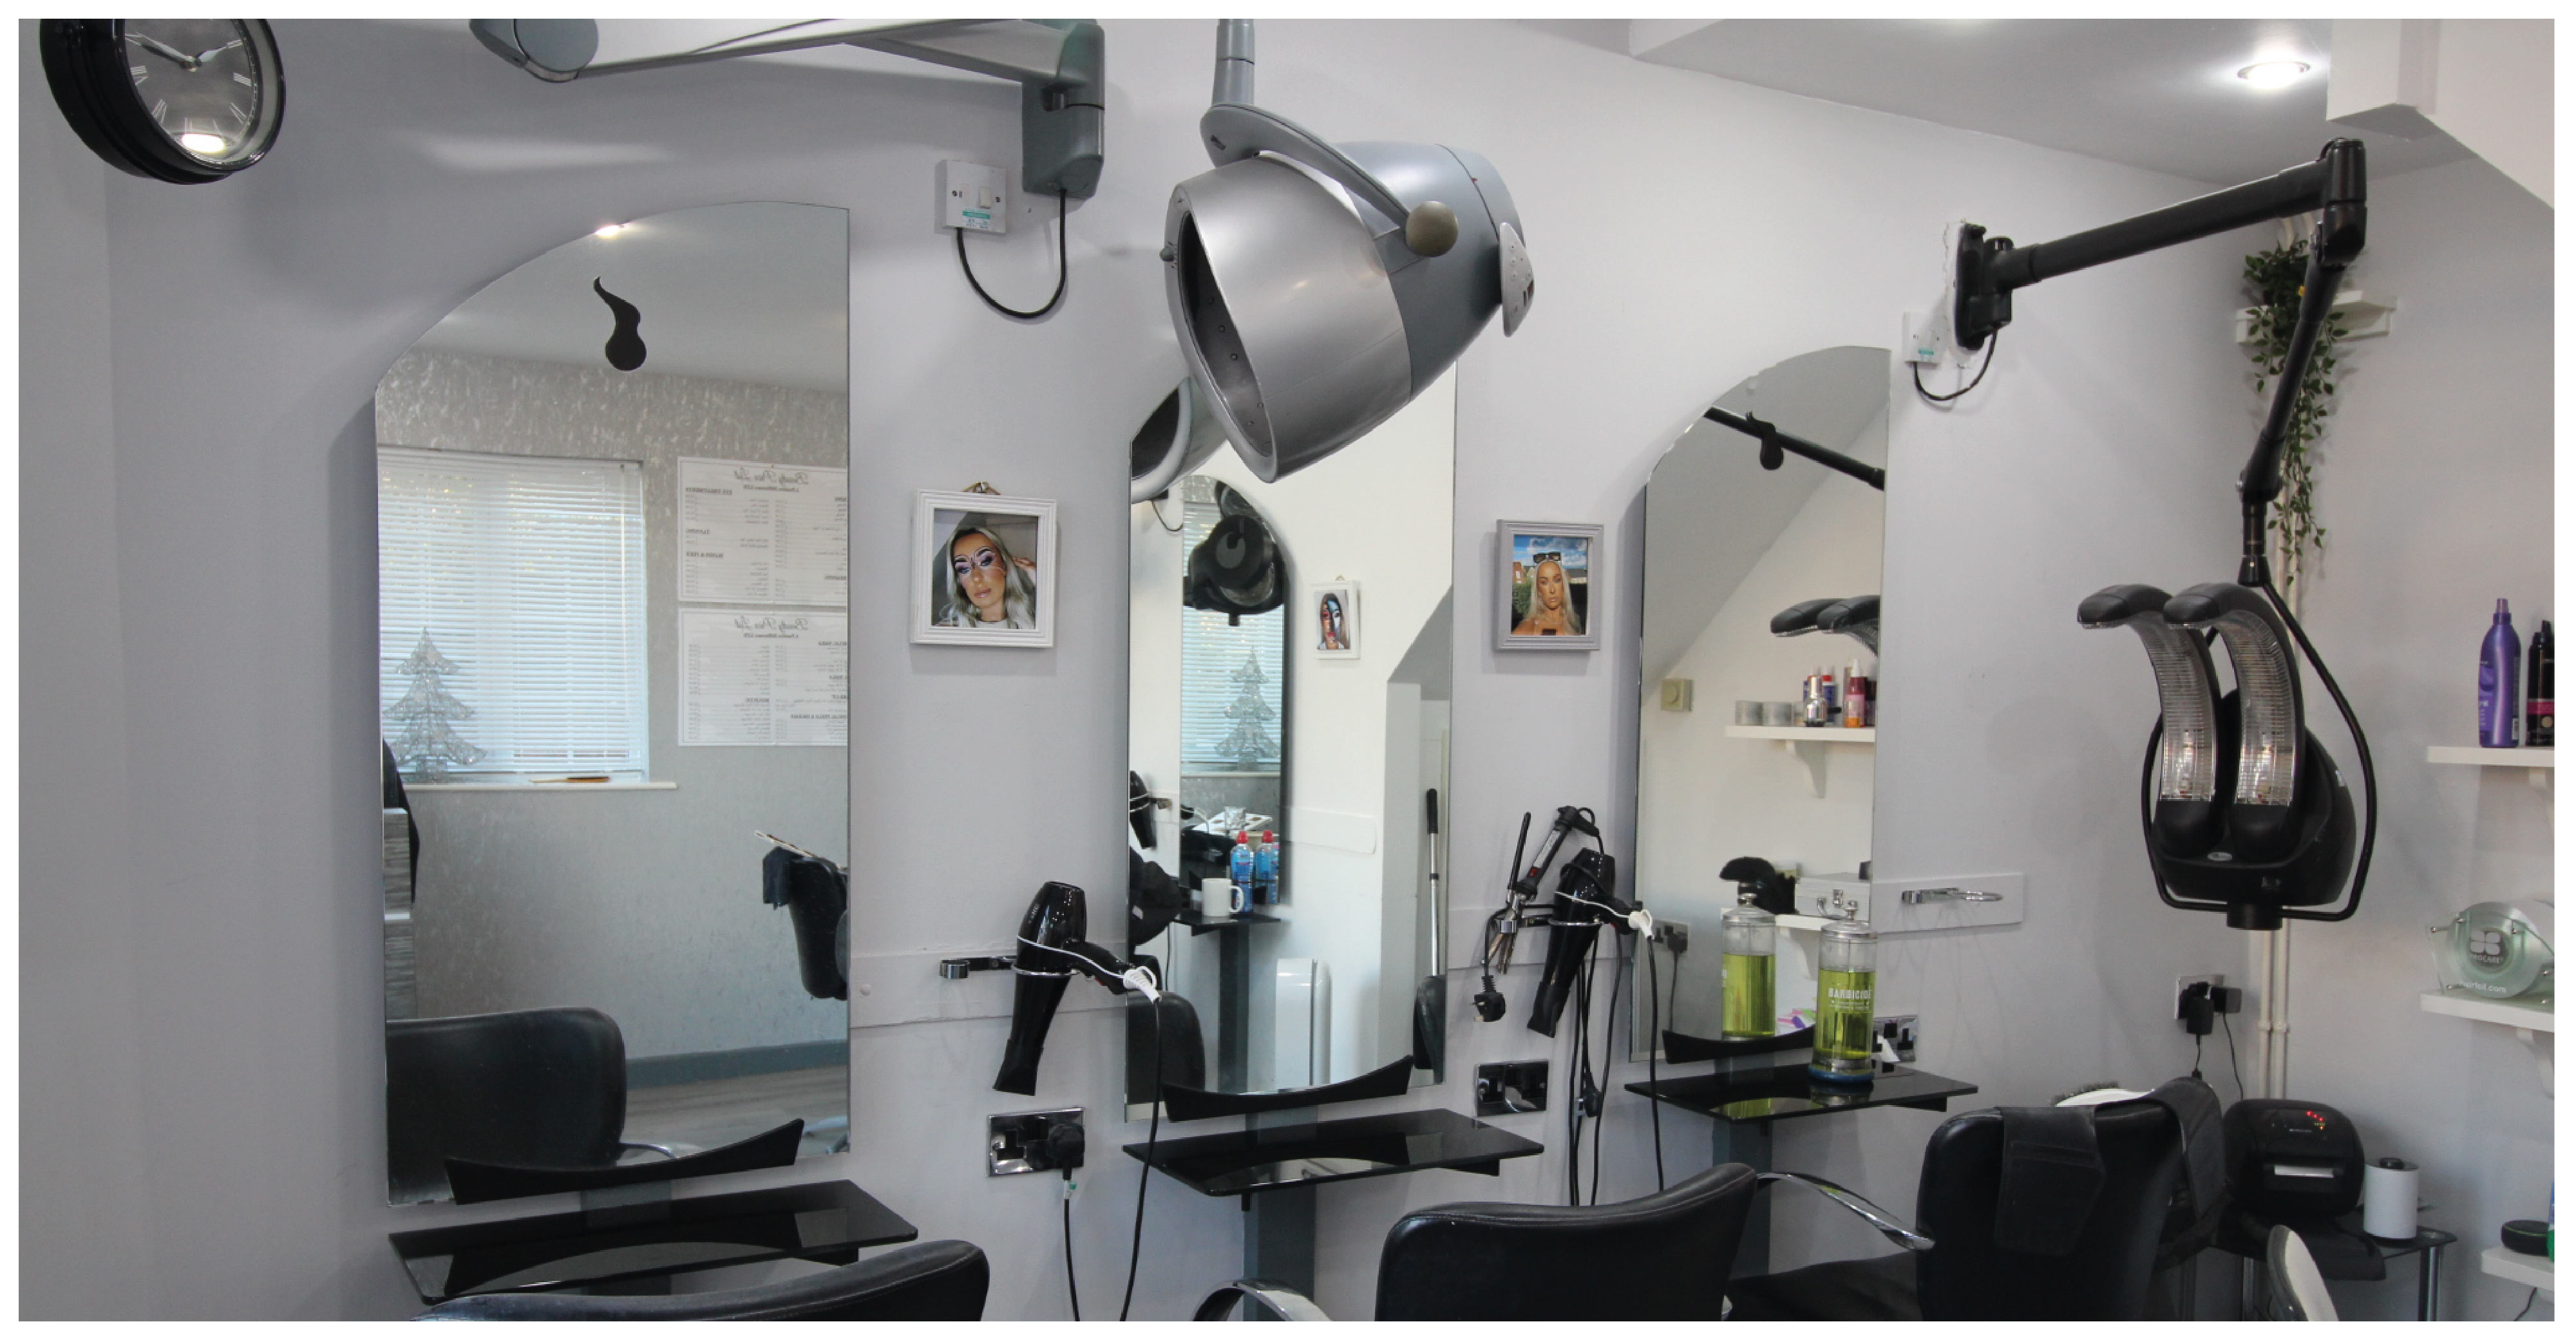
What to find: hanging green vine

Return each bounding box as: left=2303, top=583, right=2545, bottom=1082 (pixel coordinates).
left=2241, top=240, right=2349, bottom=599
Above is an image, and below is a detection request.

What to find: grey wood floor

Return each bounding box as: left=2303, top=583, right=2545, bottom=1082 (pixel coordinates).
left=624, top=1063, right=850, bottom=1159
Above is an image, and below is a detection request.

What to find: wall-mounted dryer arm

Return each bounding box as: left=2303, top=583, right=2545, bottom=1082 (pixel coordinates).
left=1702, top=406, right=1886, bottom=491
left=470, top=19, right=1105, bottom=198
left=1953, top=138, right=2363, bottom=584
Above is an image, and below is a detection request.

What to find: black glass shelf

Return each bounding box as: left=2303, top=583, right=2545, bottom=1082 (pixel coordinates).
left=1173, top=908, right=1282, bottom=934
left=387, top=1178, right=916, bottom=1305
left=1625, top=1061, right=1977, bottom=1124
left=1125, top=1106, right=1542, bottom=1198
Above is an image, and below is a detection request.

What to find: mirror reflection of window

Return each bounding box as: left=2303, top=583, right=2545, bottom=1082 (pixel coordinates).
left=375, top=203, right=851, bottom=1205
left=1634, top=348, right=1889, bottom=1052
left=1125, top=373, right=1455, bottom=1107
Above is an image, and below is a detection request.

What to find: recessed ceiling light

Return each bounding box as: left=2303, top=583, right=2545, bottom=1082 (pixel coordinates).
left=178, top=132, right=231, bottom=155
left=2237, top=61, right=2311, bottom=90
left=594, top=223, right=631, bottom=238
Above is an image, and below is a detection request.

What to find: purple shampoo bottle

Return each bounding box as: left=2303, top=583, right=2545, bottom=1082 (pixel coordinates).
left=2479, top=599, right=2521, bottom=747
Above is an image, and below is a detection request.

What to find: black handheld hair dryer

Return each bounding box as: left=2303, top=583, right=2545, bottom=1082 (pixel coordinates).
left=993, top=881, right=1162, bottom=1095
left=1526, top=847, right=1655, bottom=1036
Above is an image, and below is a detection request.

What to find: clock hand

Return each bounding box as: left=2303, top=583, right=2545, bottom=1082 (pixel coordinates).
left=126, top=31, right=200, bottom=70
left=191, top=38, right=244, bottom=66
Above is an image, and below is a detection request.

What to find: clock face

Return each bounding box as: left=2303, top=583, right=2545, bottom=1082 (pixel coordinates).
left=119, top=20, right=271, bottom=167
left=40, top=19, right=283, bottom=183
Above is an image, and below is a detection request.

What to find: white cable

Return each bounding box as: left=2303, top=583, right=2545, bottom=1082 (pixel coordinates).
left=1023, top=936, right=1164, bottom=1001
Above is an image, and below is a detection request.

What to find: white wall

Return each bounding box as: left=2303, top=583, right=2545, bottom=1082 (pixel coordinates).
left=18, top=19, right=2548, bottom=1321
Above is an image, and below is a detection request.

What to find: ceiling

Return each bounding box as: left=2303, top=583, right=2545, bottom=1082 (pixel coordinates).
left=1530, top=19, right=2471, bottom=186
left=413, top=200, right=849, bottom=393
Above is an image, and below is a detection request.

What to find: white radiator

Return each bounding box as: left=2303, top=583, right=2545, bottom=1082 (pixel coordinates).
left=1272, top=958, right=1332, bottom=1088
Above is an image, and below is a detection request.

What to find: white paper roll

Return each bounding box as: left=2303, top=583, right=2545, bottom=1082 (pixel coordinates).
left=2363, top=1158, right=2419, bottom=1240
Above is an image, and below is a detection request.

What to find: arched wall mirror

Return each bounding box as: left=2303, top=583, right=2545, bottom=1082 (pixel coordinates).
left=1124, top=374, right=1455, bottom=1107
left=1633, top=346, right=1891, bottom=1050
left=374, top=202, right=852, bottom=1204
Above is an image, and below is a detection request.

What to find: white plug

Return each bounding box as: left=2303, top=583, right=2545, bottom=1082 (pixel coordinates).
left=1119, top=965, right=1164, bottom=1002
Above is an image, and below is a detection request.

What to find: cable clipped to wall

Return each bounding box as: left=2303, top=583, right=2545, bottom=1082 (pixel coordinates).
left=957, top=191, right=1070, bottom=321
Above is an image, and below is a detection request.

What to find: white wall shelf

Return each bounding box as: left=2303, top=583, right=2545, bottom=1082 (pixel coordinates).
left=2481, top=1244, right=2554, bottom=1292
left=2427, top=744, right=2553, bottom=790
left=2419, top=988, right=2553, bottom=1034
left=2233, top=287, right=2396, bottom=343
left=1727, top=724, right=1876, bottom=743
left=1727, top=724, right=1875, bottom=795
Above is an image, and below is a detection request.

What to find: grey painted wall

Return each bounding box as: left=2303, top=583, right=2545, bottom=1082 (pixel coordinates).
left=19, top=18, right=2550, bottom=1321
left=379, top=349, right=849, bottom=1058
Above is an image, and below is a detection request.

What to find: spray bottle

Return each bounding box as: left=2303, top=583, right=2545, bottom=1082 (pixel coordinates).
left=2481, top=600, right=2521, bottom=747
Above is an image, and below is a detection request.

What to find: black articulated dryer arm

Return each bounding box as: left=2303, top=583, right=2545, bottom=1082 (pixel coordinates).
left=1953, top=138, right=2365, bottom=584
left=1701, top=406, right=1886, bottom=492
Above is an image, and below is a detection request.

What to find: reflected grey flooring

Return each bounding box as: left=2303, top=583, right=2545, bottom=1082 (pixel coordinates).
left=623, top=1063, right=849, bottom=1160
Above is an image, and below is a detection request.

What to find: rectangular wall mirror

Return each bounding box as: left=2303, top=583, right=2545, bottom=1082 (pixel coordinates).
left=1633, top=347, right=1890, bottom=1050
left=1124, top=375, right=1455, bottom=1106
left=375, top=203, right=852, bottom=1204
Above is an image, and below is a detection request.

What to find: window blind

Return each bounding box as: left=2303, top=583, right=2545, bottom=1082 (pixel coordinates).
left=1179, top=489, right=1285, bottom=773
left=379, top=446, right=650, bottom=779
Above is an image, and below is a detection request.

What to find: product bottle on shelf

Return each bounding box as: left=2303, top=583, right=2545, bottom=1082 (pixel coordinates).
left=2481, top=599, right=2522, bottom=748
left=1844, top=659, right=1870, bottom=729
left=1229, top=831, right=1255, bottom=909
left=1255, top=829, right=1280, bottom=905
left=2528, top=619, right=2554, bottom=747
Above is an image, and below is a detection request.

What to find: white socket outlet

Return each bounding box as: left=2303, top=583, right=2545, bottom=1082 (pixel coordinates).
left=938, top=160, right=1008, bottom=234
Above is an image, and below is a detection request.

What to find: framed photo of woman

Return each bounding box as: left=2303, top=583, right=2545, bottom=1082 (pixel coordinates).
left=912, top=491, right=1057, bottom=647
left=1495, top=521, right=1601, bottom=651
left=1312, top=581, right=1359, bottom=659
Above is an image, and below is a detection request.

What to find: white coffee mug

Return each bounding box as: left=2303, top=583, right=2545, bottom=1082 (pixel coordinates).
left=1198, top=877, right=1230, bottom=914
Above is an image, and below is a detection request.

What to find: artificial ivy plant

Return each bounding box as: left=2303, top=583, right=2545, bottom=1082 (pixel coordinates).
left=2242, top=239, right=2351, bottom=600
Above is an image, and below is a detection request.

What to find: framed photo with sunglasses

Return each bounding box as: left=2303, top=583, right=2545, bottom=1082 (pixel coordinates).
left=1496, top=520, right=1602, bottom=651
left=913, top=490, right=1057, bottom=647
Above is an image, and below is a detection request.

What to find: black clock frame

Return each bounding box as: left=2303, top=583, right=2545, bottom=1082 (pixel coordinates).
left=40, top=19, right=283, bottom=185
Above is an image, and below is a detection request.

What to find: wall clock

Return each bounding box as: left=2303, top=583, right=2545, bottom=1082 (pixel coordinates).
left=40, top=20, right=283, bottom=184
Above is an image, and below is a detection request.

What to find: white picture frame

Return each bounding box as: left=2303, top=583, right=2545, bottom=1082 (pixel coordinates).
left=1495, top=520, right=1602, bottom=651
left=912, top=490, right=1057, bottom=648
left=1312, top=580, right=1360, bottom=659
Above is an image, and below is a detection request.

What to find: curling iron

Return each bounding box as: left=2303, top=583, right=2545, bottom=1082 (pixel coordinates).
left=1475, top=806, right=1598, bottom=1023
left=993, top=881, right=1161, bottom=1095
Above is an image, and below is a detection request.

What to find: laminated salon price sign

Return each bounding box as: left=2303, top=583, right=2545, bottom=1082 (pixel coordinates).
left=679, top=609, right=849, bottom=746
left=677, top=457, right=849, bottom=607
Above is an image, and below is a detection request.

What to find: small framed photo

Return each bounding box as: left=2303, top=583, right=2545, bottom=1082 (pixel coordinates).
left=1312, top=581, right=1359, bottom=659
left=1496, top=521, right=1602, bottom=651
left=913, top=491, right=1057, bottom=647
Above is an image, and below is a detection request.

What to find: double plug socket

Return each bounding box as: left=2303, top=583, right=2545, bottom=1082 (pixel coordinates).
left=988, top=1108, right=1084, bottom=1176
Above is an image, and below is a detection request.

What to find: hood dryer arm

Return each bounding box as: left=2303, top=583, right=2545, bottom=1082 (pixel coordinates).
left=1701, top=406, right=1886, bottom=492
left=1953, top=137, right=2363, bottom=586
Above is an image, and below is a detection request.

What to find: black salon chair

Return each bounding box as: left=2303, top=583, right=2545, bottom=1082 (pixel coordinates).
left=1728, top=1092, right=2193, bottom=1321
left=1197, top=1162, right=1759, bottom=1321
left=386, top=1007, right=672, bottom=1201
left=763, top=847, right=848, bottom=1000
left=417, top=1240, right=990, bottom=1320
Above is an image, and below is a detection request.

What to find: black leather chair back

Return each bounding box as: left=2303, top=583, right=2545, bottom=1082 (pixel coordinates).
left=386, top=1007, right=628, bottom=1199
left=1126, top=990, right=1209, bottom=1096
left=1913, top=1099, right=2184, bottom=1320
left=417, top=1240, right=990, bottom=1319
left=1374, top=1163, right=1757, bottom=1320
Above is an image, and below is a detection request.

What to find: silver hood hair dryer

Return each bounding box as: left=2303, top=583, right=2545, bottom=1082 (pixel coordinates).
left=994, top=881, right=1160, bottom=1095
left=1159, top=18, right=1533, bottom=484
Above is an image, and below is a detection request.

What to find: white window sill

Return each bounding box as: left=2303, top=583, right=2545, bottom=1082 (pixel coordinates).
left=405, top=780, right=677, bottom=792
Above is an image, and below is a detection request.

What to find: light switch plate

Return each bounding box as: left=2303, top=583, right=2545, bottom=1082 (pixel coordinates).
left=1902, top=310, right=1947, bottom=365
left=938, top=159, right=1008, bottom=234
left=1660, top=678, right=1694, bottom=712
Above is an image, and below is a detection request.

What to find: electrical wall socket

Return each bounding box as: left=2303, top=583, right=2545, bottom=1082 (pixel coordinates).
left=1475, top=1060, right=1549, bottom=1116
left=1903, top=310, right=1947, bottom=365
left=987, top=1107, right=1083, bottom=1175
left=2175, top=974, right=2225, bottom=1019
left=1653, top=920, right=1690, bottom=954
left=937, top=159, right=1008, bottom=234
left=1875, top=1014, right=1919, bottom=1063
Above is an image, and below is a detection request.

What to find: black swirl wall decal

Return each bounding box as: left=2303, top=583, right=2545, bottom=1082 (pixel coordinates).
left=592, top=278, right=646, bottom=372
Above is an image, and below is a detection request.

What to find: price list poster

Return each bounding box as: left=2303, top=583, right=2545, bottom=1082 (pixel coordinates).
left=674, top=457, right=848, bottom=746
